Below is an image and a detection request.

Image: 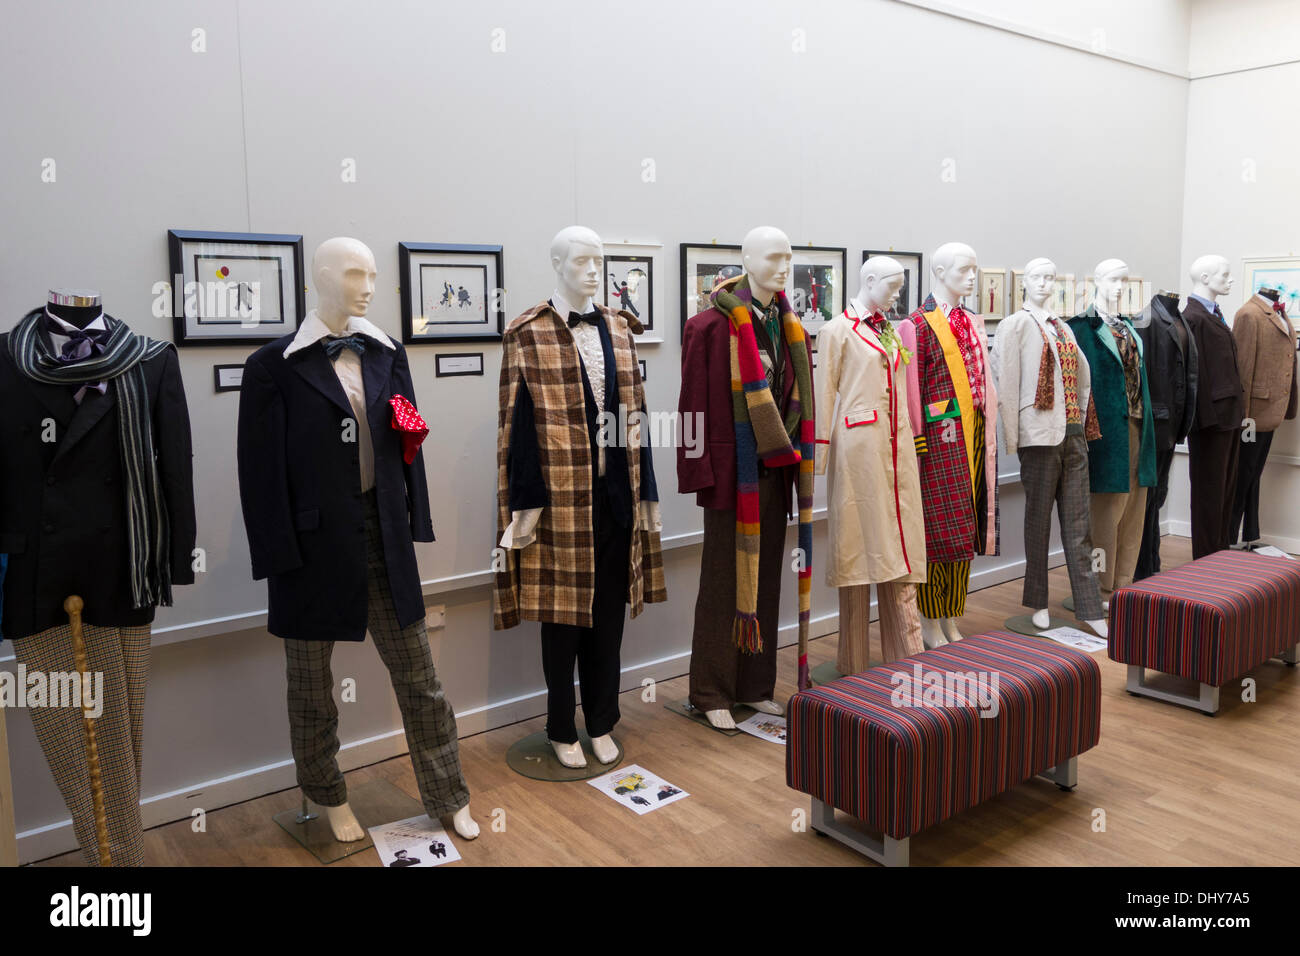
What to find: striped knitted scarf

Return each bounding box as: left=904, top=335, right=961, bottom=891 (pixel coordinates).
left=713, top=275, right=815, bottom=690
left=9, top=309, right=175, bottom=610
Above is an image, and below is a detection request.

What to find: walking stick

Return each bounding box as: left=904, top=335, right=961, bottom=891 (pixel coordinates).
left=64, top=596, right=111, bottom=866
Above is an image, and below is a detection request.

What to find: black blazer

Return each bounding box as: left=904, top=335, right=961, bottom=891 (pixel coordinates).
left=1134, top=294, right=1198, bottom=451
left=0, top=329, right=196, bottom=640
left=1182, top=297, right=1245, bottom=433
left=236, top=333, right=434, bottom=642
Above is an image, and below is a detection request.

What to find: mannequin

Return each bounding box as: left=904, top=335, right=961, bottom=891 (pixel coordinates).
left=238, top=238, right=477, bottom=843
left=1182, top=254, right=1245, bottom=557
left=993, top=259, right=1107, bottom=636
left=494, top=226, right=665, bottom=766
left=1068, top=260, right=1155, bottom=602
left=899, top=243, right=999, bottom=649
left=1133, top=289, right=1197, bottom=579
left=1230, top=283, right=1297, bottom=547
left=815, top=257, right=926, bottom=672
left=1, top=289, right=196, bottom=865
left=678, top=225, right=816, bottom=729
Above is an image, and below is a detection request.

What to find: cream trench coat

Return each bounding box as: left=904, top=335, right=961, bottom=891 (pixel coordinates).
left=814, top=307, right=927, bottom=588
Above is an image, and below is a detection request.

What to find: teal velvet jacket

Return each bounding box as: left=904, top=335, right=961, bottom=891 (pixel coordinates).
left=1067, top=307, right=1157, bottom=493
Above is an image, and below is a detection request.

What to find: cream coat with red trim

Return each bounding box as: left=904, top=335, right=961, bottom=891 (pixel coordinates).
left=814, top=309, right=927, bottom=587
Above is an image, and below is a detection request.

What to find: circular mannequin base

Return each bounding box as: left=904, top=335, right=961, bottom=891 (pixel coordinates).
left=1004, top=614, right=1074, bottom=637
left=505, top=730, right=624, bottom=782
left=811, top=661, right=844, bottom=686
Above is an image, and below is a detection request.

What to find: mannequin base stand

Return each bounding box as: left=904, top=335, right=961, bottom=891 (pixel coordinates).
left=1003, top=614, right=1075, bottom=636
left=505, top=730, right=623, bottom=782
left=272, top=778, right=420, bottom=863
left=810, top=662, right=843, bottom=686
left=665, top=699, right=756, bottom=737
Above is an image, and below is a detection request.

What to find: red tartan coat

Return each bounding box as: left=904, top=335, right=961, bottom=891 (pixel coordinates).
left=898, top=297, right=999, bottom=563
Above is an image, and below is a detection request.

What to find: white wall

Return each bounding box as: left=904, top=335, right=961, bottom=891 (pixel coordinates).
left=0, top=0, right=1192, bottom=861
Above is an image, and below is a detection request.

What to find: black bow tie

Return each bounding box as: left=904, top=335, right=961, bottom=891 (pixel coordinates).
left=568, top=310, right=601, bottom=328
left=323, top=334, right=368, bottom=359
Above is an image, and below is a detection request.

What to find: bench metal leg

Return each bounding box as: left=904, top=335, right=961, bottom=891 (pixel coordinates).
left=1126, top=664, right=1220, bottom=715
left=1037, top=756, right=1078, bottom=791
left=1281, top=643, right=1298, bottom=666
left=810, top=798, right=909, bottom=867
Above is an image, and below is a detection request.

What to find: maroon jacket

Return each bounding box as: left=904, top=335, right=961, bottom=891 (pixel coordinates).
left=676, top=306, right=813, bottom=513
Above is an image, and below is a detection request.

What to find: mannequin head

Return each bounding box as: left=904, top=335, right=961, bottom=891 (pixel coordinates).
left=312, top=237, right=377, bottom=330
left=1189, top=254, right=1232, bottom=301
left=741, top=226, right=792, bottom=305
left=1022, top=257, right=1057, bottom=310
left=931, top=242, right=977, bottom=306
left=1093, top=258, right=1129, bottom=313
left=550, top=225, right=604, bottom=308
left=853, top=256, right=905, bottom=315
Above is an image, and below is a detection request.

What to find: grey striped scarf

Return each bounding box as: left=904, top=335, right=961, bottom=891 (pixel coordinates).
left=9, top=308, right=175, bottom=609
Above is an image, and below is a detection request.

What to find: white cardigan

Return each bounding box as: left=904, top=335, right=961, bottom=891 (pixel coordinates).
left=992, top=307, right=1093, bottom=454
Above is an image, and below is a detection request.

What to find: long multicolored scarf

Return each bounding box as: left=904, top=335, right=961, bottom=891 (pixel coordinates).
left=9, top=308, right=175, bottom=610
left=713, top=275, right=815, bottom=690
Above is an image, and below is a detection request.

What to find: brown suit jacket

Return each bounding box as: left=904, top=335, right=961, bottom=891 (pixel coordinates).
left=1233, top=294, right=1298, bottom=433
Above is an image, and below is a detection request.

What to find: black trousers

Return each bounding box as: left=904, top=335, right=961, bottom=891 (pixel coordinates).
left=539, top=481, right=631, bottom=744
left=1188, top=428, right=1241, bottom=559
left=1135, top=444, right=1177, bottom=580
left=1231, top=430, right=1274, bottom=544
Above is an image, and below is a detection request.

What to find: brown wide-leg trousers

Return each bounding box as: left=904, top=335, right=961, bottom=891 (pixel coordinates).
left=1089, top=419, right=1148, bottom=595
left=836, top=581, right=923, bottom=674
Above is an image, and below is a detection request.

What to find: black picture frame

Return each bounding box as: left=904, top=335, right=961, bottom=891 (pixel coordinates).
left=638, top=358, right=647, bottom=381
left=398, top=242, right=504, bottom=344
left=605, top=254, right=655, bottom=332
left=167, top=229, right=306, bottom=346
left=863, top=249, right=925, bottom=319
left=679, top=242, right=743, bottom=333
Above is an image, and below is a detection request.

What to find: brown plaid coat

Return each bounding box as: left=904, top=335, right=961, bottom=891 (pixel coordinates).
left=493, top=300, right=666, bottom=629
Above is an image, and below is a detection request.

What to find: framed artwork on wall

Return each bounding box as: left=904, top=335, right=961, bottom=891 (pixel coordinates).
left=1010, top=269, right=1025, bottom=314
left=790, top=245, right=846, bottom=336
left=167, top=229, right=306, bottom=346
left=602, top=240, right=662, bottom=343
left=975, top=267, right=1008, bottom=325
left=863, top=249, right=924, bottom=319
left=1011, top=270, right=1077, bottom=316
left=680, top=242, right=743, bottom=332
left=398, top=242, right=504, bottom=344
left=1242, top=256, right=1300, bottom=323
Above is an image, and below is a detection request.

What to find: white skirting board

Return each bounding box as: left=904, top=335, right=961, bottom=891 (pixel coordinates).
left=12, top=541, right=1079, bottom=863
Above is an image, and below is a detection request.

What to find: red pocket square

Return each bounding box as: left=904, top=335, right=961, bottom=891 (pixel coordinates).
left=389, top=394, right=429, bottom=464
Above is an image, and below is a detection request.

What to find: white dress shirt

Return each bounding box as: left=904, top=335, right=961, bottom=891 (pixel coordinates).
left=284, top=310, right=395, bottom=492
left=45, top=309, right=109, bottom=402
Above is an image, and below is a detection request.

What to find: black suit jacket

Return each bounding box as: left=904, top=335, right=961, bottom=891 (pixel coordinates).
left=236, top=332, right=434, bottom=642
left=1182, top=297, right=1245, bottom=433
left=1134, top=294, right=1198, bottom=450
left=0, top=329, right=196, bottom=640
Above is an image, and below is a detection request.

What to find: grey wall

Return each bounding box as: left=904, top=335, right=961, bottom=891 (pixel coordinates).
left=0, top=0, right=1190, bottom=860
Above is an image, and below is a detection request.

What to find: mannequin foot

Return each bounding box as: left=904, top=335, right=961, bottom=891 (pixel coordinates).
left=742, top=699, right=785, bottom=716
left=447, top=804, right=479, bottom=840
left=921, top=617, right=948, bottom=649
left=1085, top=619, right=1109, bottom=639
left=940, top=617, right=964, bottom=642
left=705, top=708, right=737, bottom=730
left=1031, top=608, right=1051, bottom=629
left=322, top=802, right=366, bottom=843
left=590, top=733, right=619, bottom=765
left=550, top=739, right=588, bottom=768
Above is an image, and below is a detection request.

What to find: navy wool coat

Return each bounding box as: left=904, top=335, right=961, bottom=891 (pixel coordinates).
left=236, top=335, right=434, bottom=642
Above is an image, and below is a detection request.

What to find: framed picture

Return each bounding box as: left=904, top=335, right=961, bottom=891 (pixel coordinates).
left=1121, top=276, right=1145, bottom=314
left=1010, top=269, right=1025, bottom=314
left=398, top=242, right=504, bottom=344
left=975, top=267, right=1008, bottom=324
left=1052, top=273, right=1077, bottom=317
left=790, top=246, right=846, bottom=336
left=603, top=241, right=662, bottom=342
left=863, top=249, right=924, bottom=319
left=167, top=229, right=306, bottom=346
left=1242, top=256, right=1300, bottom=324
left=680, top=242, right=743, bottom=332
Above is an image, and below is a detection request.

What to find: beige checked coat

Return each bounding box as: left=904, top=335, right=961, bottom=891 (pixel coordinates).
left=493, top=301, right=666, bottom=629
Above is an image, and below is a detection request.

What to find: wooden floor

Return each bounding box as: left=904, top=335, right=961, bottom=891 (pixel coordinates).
left=35, top=536, right=1300, bottom=867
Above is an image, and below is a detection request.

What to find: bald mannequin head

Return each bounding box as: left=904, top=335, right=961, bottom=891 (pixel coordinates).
left=550, top=225, right=604, bottom=308
left=311, top=237, right=377, bottom=327
left=1022, top=257, right=1058, bottom=310
left=853, top=256, right=905, bottom=315
left=931, top=241, right=978, bottom=305
left=1092, top=258, right=1129, bottom=314
left=741, top=225, right=793, bottom=302
left=1189, top=253, right=1232, bottom=300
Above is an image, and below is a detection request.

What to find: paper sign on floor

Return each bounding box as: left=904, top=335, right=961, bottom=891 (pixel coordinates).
left=369, top=814, right=461, bottom=867
left=1038, top=626, right=1108, bottom=653
left=1251, top=545, right=1293, bottom=559
left=587, top=764, right=688, bottom=815
left=736, top=711, right=787, bottom=745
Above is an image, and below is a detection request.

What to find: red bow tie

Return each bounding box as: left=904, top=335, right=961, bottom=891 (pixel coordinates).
left=1273, top=301, right=1286, bottom=315
left=389, top=394, right=429, bottom=464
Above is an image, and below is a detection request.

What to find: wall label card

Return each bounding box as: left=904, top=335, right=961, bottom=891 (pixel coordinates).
left=435, top=352, right=485, bottom=377
left=213, top=364, right=244, bottom=392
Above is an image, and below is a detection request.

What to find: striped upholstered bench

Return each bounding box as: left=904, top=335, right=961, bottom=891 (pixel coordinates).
left=786, top=631, right=1100, bottom=866
left=1109, top=549, right=1300, bottom=715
